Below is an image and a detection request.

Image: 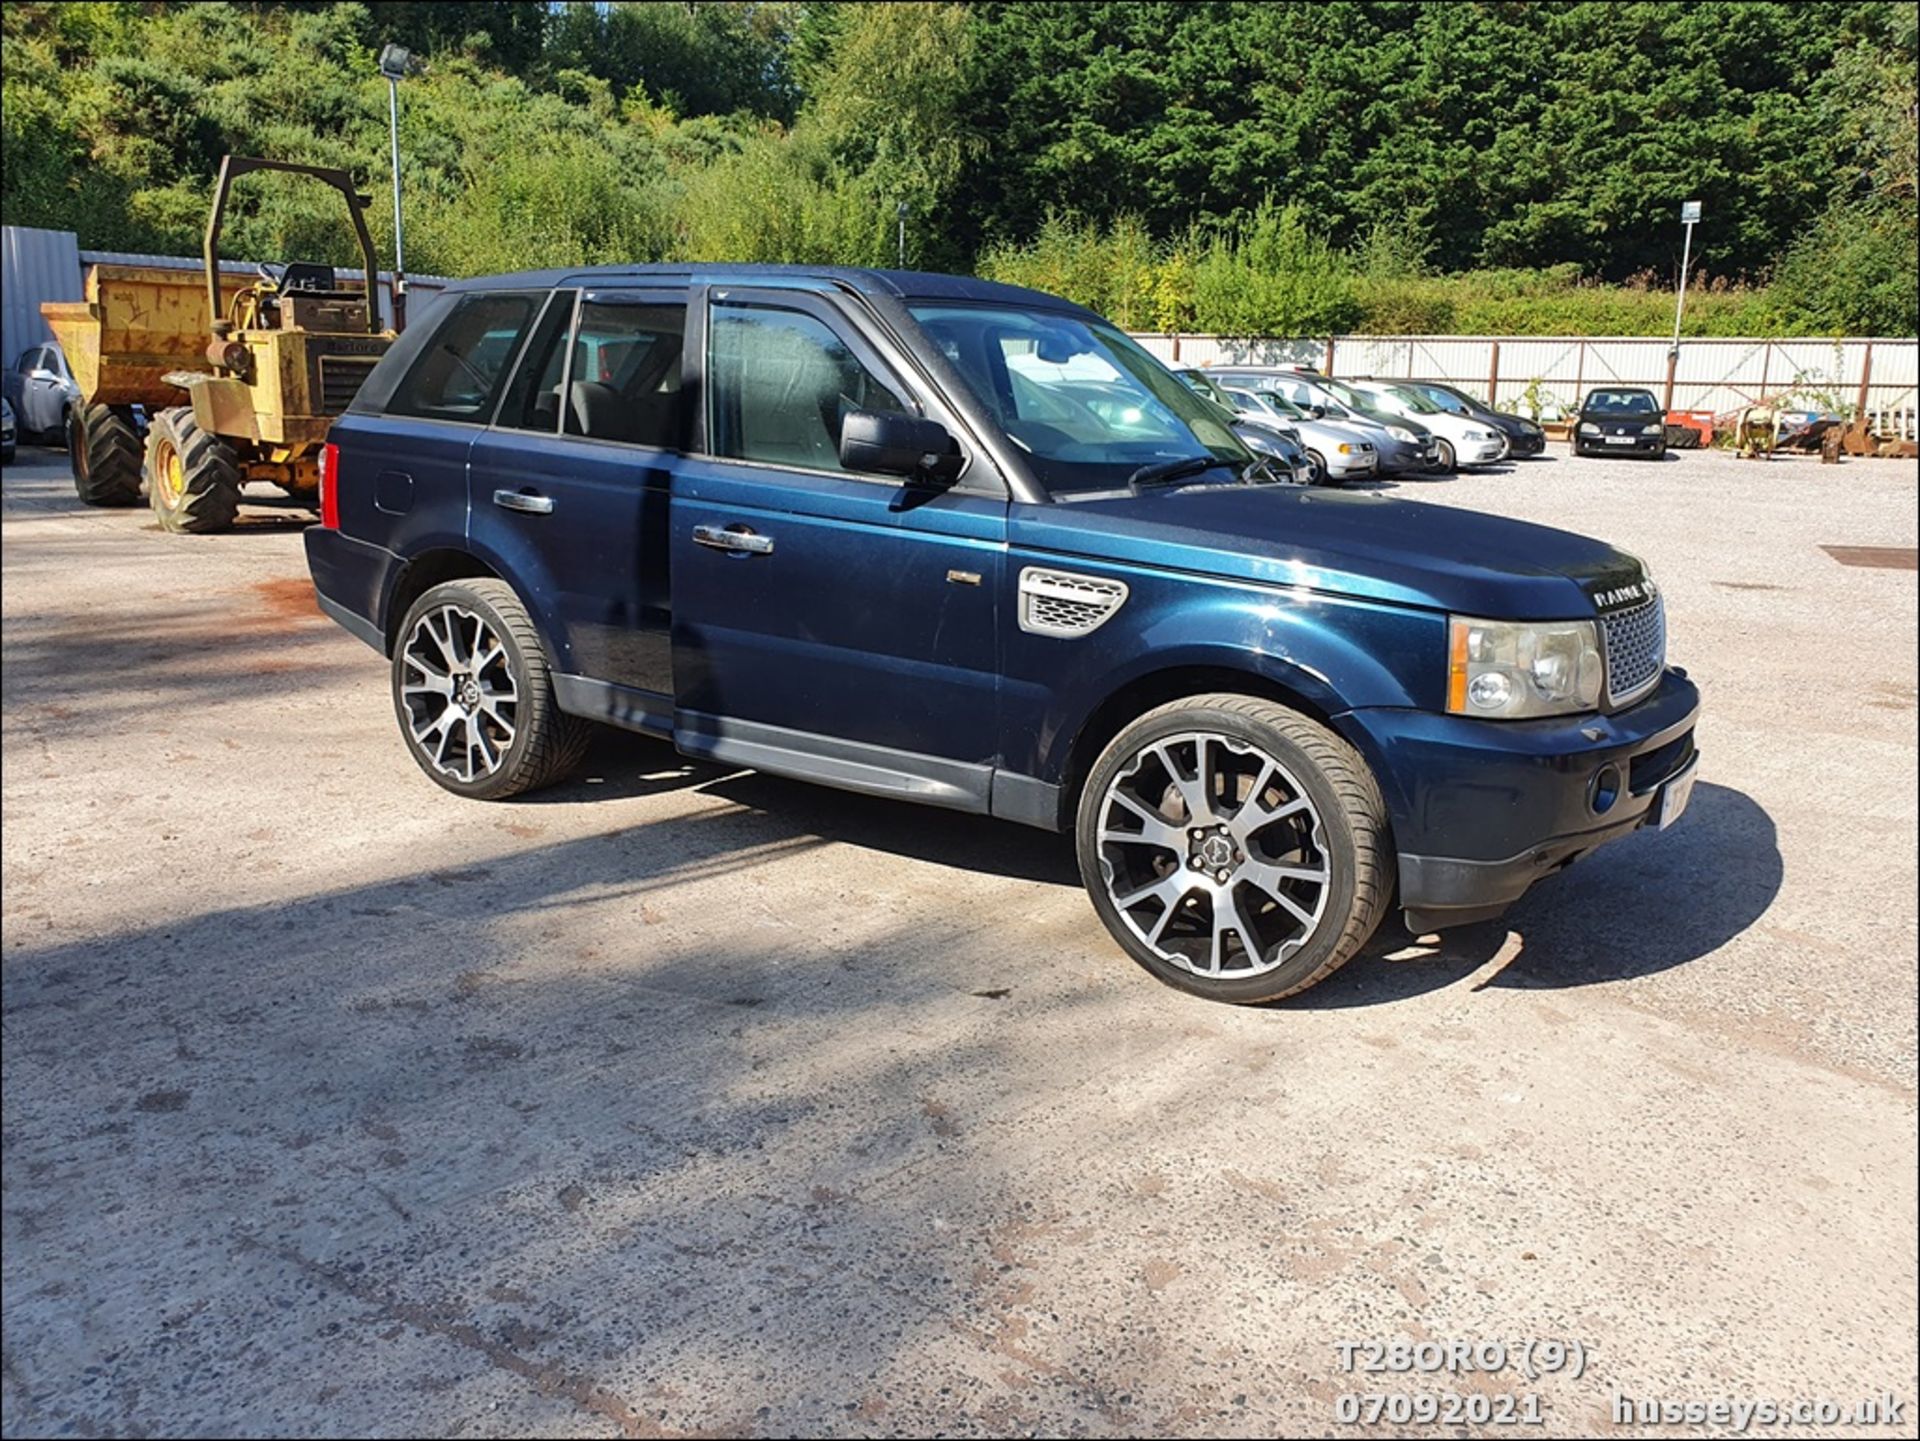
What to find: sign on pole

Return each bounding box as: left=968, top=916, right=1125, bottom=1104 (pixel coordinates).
left=1681, top=200, right=1702, bottom=224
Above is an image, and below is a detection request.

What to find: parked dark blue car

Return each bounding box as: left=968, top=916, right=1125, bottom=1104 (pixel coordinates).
left=306, top=266, right=1700, bottom=1004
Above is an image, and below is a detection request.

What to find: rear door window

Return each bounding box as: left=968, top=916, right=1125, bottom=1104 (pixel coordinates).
left=385, top=292, right=539, bottom=423
left=564, top=297, right=687, bottom=449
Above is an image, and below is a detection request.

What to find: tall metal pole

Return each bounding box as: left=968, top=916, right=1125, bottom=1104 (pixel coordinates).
left=1669, top=218, right=1694, bottom=353
left=1666, top=200, right=1700, bottom=410
left=386, top=73, right=407, bottom=332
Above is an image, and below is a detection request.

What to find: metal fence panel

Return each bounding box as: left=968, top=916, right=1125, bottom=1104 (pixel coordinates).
left=1134, top=329, right=1919, bottom=420
left=2, top=226, right=83, bottom=369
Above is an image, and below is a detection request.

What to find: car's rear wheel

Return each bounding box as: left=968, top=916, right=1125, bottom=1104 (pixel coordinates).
left=1075, top=694, right=1392, bottom=1004
left=1432, top=437, right=1457, bottom=473
left=392, top=578, right=591, bottom=800
left=69, top=403, right=143, bottom=507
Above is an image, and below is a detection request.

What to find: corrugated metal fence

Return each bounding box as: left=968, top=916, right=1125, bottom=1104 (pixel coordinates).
left=2, top=226, right=82, bottom=369
left=1131, top=332, right=1920, bottom=429
left=2, top=224, right=449, bottom=366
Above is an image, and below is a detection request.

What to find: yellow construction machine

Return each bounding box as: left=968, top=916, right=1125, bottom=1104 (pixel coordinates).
left=41, top=156, right=395, bottom=531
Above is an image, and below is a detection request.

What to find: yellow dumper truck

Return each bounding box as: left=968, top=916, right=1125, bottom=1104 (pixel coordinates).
left=40, top=157, right=395, bottom=532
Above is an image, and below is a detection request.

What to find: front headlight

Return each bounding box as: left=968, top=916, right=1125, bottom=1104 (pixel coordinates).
left=1641, top=422, right=1663, bottom=435
left=1387, top=426, right=1417, bottom=443
left=1579, top=422, right=1600, bottom=435
left=1447, top=616, right=1604, bottom=719
left=1337, top=443, right=1353, bottom=454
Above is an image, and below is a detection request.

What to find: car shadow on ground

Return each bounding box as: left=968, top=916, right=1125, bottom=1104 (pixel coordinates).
left=532, top=730, right=1780, bottom=1002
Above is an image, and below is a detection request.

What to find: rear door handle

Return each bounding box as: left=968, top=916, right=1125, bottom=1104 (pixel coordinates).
left=493, top=489, right=554, bottom=515
left=692, top=523, right=774, bottom=555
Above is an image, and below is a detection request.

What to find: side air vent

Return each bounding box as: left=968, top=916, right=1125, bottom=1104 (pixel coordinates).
left=1019, top=567, right=1129, bottom=638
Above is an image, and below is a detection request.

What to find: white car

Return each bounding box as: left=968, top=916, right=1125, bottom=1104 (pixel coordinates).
left=1344, top=379, right=1507, bottom=472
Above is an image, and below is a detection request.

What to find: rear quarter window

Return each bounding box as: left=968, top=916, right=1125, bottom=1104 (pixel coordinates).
left=380, top=292, right=541, bottom=423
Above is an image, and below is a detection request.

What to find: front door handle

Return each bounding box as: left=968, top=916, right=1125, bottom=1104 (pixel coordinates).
left=692, top=523, right=774, bottom=556
left=493, top=489, right=554, bottom=515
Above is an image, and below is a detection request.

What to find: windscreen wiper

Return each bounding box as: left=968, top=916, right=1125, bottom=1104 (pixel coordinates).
left=1128, top=455, right=1230, bottom=492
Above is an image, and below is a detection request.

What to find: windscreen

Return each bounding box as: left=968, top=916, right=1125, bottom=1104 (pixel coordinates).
left=1586, top=389, right=1661, bottom=416
left=1415, top=384, right=1470, bottom=414
left=910, top=304, right=1250, bottom=494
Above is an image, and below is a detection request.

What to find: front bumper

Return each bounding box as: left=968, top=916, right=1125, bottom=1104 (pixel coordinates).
left=1460, top=437, right=1507, bottom=465
left=1325, top=450, right=1378, bottom=480
left=1375, top=436, right=1439, bottom=474
left=1505, top=430, right=1546, bottom=456
left=1342, top=669, right=1701, bottom=930
left=1576, top=429, right=1665, bottom=456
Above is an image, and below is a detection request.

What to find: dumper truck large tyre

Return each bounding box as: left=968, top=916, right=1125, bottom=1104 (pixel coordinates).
left=68, top=403, right=143, bottom=507
left=146, top=407, right=242, bottom=534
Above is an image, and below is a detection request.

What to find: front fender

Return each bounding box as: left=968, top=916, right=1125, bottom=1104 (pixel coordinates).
left=1002, top=563, right=1446, bottom=783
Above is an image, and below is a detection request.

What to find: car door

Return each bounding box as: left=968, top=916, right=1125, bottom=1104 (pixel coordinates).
left=668, top=286, right=1006, bottom=808
left=467, top=287, right=686, bottom=724
left=19, top=347, right=61, bottom=433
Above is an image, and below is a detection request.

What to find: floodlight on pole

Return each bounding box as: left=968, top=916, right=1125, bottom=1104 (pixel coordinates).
left=378, top=44, right=413, bottom=330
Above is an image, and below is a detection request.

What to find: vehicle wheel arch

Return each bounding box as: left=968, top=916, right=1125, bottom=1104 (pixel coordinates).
left=383, top=549, right=504, bottom=655
left=1055, top=659, right=1345, bottom=824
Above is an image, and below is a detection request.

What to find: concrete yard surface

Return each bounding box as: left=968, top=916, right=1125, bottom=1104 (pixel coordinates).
left=2, top=445, right=1916, bottom=1437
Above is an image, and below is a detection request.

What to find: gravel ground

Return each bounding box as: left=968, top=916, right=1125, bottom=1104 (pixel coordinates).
left=2, top=441, right=1915, bottom=1438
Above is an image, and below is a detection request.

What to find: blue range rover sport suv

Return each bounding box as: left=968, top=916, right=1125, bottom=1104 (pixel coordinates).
left=306, top=266, right=1700, bottom=1004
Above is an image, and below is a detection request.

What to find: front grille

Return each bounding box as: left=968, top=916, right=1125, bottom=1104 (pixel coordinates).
left=317, top=355, right=378, bottom=414
left=1019, top=568, right=1128, bottom=637
left=1603, top=593, right=1666, bottom=704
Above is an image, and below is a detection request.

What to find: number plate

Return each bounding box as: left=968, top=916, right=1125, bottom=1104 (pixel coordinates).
left=1604, top=434, right=1635, bottom=445
left=1656, top=758, right=1698, bottom=830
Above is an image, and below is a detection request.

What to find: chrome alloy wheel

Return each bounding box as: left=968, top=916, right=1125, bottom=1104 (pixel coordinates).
left=399, top=604, right=520, bottom=783
left=1096, top=731, right=1331, bottom=978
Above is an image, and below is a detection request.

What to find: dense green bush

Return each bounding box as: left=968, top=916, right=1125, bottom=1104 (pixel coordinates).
left=1, top=2, right=1912, bottom=336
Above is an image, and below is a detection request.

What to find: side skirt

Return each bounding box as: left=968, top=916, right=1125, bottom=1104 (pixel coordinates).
left=551, top=679, right=1063, bottom=829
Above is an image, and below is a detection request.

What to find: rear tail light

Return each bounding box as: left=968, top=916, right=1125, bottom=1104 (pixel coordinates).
left=319, top=441, right=340, bottom=529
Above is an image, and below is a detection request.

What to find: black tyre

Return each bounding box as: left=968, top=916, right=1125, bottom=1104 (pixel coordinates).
left=392, top=578, right=591, bottom=800
left=1432, top=437, right=1457, bottom=473
left=69, top=403, right=143, bottom=506
left=145, top=407, right=241, bottom=533
left=1304, top=449, right=1331, bottom=486
left=1075, top=694, right=1392, bottom=1004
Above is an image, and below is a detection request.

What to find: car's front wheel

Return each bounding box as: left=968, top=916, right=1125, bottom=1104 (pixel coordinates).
left=1303, top=449, right=1331, bottom=485
left=1075, top=694, right=1392, bottom=1004
left=1432, top=437, right=1457, bottom=473
left=391, top=578, right=591, bottom=800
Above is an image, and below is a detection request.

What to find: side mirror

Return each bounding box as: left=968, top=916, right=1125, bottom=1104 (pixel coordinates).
left=1308, top=405, right=1326, bottom=419
left=839, top=409, right=963, bottom=483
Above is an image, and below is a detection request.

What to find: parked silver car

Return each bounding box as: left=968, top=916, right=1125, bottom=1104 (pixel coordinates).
left=1209, top=367, right=1439, bottom=476
left=2, top=397, right=16, bottom=465
left=1, top=342, right=82, bottom=443
left=1221, top=385, right=1378, bottom=483
left=1171, top=368, right=1314, bottom=483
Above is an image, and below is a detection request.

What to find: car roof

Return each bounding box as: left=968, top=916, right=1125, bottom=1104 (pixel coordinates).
left=439, top=264, right=1092, bottom=316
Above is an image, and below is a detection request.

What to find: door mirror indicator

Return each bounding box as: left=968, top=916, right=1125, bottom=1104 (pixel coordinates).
left=838, top=409, right=963, bottom=483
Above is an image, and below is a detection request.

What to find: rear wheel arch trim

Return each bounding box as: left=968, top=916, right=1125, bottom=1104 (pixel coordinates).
left=382, top=548, right=505, bottom=654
